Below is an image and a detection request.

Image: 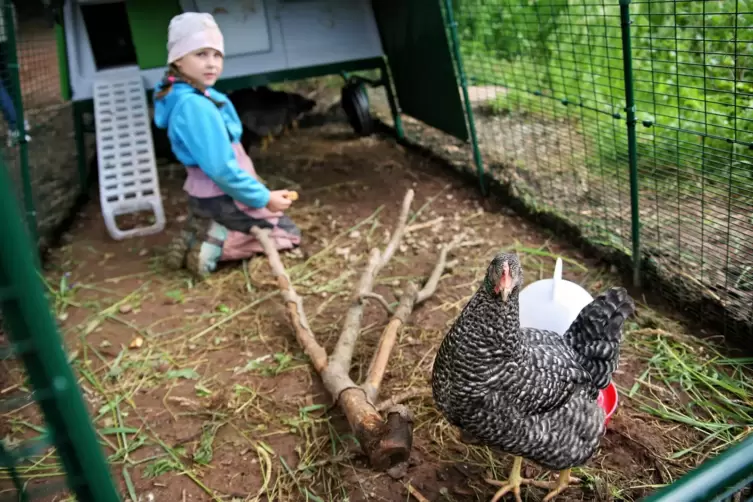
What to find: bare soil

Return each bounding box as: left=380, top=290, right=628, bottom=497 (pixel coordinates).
left=1, top=115, right=724, bottom=502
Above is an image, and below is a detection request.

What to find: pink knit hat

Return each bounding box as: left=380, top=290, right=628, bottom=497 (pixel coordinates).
left=167, top=13, right=224, bottom=64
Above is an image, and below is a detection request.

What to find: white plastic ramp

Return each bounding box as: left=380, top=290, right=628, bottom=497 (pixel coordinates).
left=93, top=66, right=166, bottom=240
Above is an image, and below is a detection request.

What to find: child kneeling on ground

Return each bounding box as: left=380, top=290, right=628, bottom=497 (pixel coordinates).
left=153, top=12, right=301, bottom=278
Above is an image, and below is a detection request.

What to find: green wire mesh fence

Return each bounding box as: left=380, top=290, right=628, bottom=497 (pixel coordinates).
left=0, top=1, right=117, bottom=500
left=446, top=0, right=753, bottom=343
left=1, top=0, right=753, bottom=498
left=2, top=0, right=88, bottom=253
left=0, top=145, right=121, bottom=500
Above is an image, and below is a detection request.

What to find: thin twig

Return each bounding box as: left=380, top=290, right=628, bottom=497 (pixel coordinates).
left=405, top=216, right=444, bottom=234
left=361, top=292, right=395, bottom=315
left=407, top=483, right=431, bottom=502
left=376, top=388, right=432, bottom=412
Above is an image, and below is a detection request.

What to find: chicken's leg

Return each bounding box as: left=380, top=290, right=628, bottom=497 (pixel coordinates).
left=486, top=460, right=581, bottom=502
left=486, top=456, right=531, bottom=502
left=261, top=133, right=274, bottom=152
left=529, top=468, right=582, bottom=501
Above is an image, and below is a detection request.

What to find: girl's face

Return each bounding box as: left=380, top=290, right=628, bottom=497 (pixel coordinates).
left=175, top=48, right=224, bottom=87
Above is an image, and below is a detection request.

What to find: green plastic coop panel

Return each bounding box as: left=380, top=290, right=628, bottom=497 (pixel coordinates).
left=126, top=0, right=181, bottom=70
left=371, top=0, right=469, bottom=142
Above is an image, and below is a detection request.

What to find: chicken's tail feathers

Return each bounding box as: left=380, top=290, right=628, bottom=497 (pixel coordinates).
left=564, top=287, right=636, bottom=390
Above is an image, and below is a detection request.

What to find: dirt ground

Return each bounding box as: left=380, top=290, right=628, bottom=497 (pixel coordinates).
left=1, top=116, right=749, bottom=502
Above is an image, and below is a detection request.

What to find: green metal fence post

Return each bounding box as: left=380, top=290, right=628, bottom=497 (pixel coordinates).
left=73, top=101, right=89, bottom=194
left=379, top=58, right=405, bottom=140
left=3, top=0, right=38, bottom=256
left=442, top=0, right=487, bottom=196
left=618, top=0, right=642, bottom=287
left=0, top=156, right=121, bottom=501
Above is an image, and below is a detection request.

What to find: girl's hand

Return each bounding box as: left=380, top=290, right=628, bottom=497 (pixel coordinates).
left=267, top=190, right=293, bottom=212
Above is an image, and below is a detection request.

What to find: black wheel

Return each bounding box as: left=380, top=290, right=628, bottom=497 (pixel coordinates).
left=341, top=80, right=374, bottom=136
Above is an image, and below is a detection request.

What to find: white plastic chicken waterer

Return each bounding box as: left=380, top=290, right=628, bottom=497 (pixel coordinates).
left=518, top=257, right=618, bottom=426
left=519, top=258, right=594, bottom=335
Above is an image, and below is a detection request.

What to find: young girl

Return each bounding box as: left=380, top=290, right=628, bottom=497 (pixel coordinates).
left=153, top=12, right=301, bottom=278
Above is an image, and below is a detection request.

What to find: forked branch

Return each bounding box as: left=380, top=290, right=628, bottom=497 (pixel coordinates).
left=362, top=236, right=477, bottom=403
left=251, top=190, right=471, bottom=470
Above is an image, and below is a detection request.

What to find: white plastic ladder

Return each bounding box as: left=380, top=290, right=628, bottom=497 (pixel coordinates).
left=93, top=66, right=166, bottom=240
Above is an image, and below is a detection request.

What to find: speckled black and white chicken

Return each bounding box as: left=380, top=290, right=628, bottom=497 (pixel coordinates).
left=432, top=252, right=635, bottom=502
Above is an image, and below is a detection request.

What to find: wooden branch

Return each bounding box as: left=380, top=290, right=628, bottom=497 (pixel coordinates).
left=362, top=238, right=458, bottom=403
left=329, top=189, right=414, bottom=374
left=361, top=292, right=395, bottom=315
left=249, top=189, right=419, bottom=471
left=328, top=248, right=382, bottom=375
left=362, top=283, right=419, bottom=403
left=377, top=189, right=414, bottom=271
left=250, top=227, right=328, bottom=373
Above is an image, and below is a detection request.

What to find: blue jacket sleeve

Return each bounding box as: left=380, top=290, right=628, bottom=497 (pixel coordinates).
left=171, top=96, right=271, bottom=209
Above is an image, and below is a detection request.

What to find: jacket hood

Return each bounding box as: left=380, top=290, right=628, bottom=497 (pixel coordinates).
left=153, top=81, right=229, bottom=129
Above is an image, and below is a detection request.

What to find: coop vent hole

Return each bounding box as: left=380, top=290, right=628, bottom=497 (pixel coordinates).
left=80, top=2, right=138, bottom=70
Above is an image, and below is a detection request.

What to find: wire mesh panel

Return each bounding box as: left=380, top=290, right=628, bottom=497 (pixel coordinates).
left=449, top=0, right=636, bottom=267
left=447, top=0, right=753, bottom=338
left=630, top=0, right=753, bottom=338
left=2, top=0, right=87, bottom=252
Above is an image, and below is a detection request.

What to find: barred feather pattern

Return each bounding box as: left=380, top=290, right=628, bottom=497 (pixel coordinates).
left=431, top=255, right=634, bottom=471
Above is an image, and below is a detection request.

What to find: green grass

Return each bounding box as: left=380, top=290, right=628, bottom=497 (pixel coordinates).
left=451, top=0, right=753, bottom=196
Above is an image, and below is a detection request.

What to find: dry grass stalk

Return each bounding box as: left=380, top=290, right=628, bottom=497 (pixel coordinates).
left=250, top=188, right=459, bottom=471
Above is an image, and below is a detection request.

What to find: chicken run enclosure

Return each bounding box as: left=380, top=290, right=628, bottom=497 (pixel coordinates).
left=4, top=0, right=753, bottom=500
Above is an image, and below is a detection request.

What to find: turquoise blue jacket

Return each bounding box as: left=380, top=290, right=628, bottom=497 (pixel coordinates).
left=153, top=82, right=271, bottom=209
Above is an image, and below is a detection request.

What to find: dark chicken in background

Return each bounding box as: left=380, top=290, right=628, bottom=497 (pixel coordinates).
left=151, top=86, right=316, bottom=163
left=228, top=86, right=316, bottom=152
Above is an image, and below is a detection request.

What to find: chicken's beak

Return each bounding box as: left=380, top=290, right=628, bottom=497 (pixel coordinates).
left=497, top=262, right=513, bottom=302
left=501, top=286, right=511, bottom=303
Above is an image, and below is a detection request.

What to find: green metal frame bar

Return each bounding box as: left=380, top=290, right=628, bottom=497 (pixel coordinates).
left=643, top=433, right=753, bottom=501
left=0, top=156, right=121, bottom=501
left=56, top=18, right=71, bottom=102
left=378, top=59, right=405, bottom=140
left=442, top=0, right=486, bottom=196
left=57, top=12, right=88, bottom=195
left=618, top=0, right=642, bottom=288
left=73, top=57, right=387, bottom=119
left=215, top=57, right=385, bottom=94
left=4, top=0, right=37, bottom=258
left=73, top=101, right=89, bottom=192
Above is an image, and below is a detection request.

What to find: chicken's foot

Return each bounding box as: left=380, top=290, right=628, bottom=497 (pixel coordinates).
left=486, top=459, right=580, bottom=502
left=261, top=133, right=274, bottom=152
left=529, top=468, right=582, bottom=501
left=486, top=456, right=531, bottom=502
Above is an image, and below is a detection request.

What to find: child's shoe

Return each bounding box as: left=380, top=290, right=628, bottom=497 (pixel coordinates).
left=165, top=229, right=192, bottom=270
left=185, top=220, right=227, bottom=279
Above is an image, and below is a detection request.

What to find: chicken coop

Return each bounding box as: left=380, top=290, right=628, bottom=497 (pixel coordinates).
left=57, top=0, right=478, bottom=239
left=4, top=0, right=753, bottom=500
